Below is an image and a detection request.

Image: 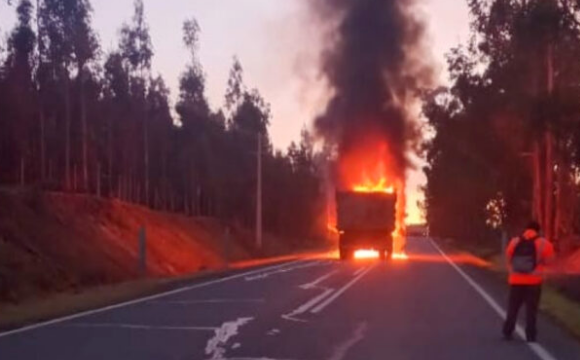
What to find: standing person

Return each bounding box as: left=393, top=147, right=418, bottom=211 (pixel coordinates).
left=502, top=221, right=555, bottom=342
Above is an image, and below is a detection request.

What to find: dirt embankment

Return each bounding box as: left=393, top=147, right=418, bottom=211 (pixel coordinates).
left=0, top=188, right=295, bottom=304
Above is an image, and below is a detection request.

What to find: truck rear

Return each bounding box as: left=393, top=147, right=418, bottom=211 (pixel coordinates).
left=336, top=191, right=397, bottom=260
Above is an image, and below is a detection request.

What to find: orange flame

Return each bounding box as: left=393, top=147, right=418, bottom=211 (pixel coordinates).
left=352, top=176, right=395, bottom=194
left=340, top=139, right=407, bottom=255
left=327, top=223, right=341, bottom=235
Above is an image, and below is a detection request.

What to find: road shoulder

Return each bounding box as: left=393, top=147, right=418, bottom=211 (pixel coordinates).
left=433, top=237, right=580, bottom=359
left=0, top=254, right=318, bottom=333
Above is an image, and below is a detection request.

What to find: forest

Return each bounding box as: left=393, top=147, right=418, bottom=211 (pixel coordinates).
left=0, top=0, right=326, bottom=245
left=424, top=0, right=580, bottom=250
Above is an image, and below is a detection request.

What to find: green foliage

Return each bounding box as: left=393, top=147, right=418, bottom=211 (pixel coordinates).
left=119, top=0, right=152, bottom=73
left=425, top=0, right=580, bottom=243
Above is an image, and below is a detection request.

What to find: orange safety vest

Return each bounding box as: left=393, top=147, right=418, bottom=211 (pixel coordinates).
left=506, top=230, right=555, bottom=285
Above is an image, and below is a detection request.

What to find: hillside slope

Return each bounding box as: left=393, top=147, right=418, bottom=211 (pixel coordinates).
left=0, top=189, right=275, bottom=303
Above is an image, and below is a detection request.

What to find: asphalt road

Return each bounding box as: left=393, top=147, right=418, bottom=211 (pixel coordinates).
left=1, top=237, right=579, bottom=360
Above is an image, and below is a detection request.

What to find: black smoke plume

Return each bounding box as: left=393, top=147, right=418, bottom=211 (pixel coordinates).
left=311, top=0, right=433, bottom=182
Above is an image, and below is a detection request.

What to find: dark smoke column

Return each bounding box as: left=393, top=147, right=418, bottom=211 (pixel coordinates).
left=311, top=0, right=432, bottom=186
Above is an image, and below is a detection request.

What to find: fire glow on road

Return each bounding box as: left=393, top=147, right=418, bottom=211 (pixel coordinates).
left=353, top=249, right=380, bottom=259
left=353, top=249, right=409, bottom=261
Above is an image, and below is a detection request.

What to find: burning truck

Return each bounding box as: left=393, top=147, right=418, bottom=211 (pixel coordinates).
left=336, top=190, right=397, bottom=260
left=311, top=0, right=431, bottom=261
left=331, top=153, right=407, bottom=260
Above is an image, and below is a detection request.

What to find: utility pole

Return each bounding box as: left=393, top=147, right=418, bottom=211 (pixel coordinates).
left=256, top=135, right=263, bottom=251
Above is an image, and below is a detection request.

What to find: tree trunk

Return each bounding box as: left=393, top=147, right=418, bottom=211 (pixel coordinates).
left=39, top=106, right=45, bottom=181
left=144, top=120, right=149, bottom=206
left=73, top=164, right=77, bottom=192
left=64, top=70, right=71, bottom=190
left=554, top=150, right=564, bottom=241
left=108, top=117, right=113, bottom=197
left=544, top=45, right=555, bottom=241
left=79, top=65, right=88, bottom=191
left=544, top=131, right=554, bottom=241
left=161, top=149, right=167, bottom=210
left=96, top=162, right=101, bottom=197
left=128, top=173, right=133, bottom=202
left=37, top=0, right=45, bottom=183
left=118, top=175, right=122, bottom=200
left=48, top=158, right=53, bottom=181
left=533, top=140, right=543, bottom=223
left=20, top=156, right=25, bottom=186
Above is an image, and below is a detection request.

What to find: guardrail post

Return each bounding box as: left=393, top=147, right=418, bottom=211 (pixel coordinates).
left=223, top=226, right=231, bottom=269
left=139, top=226, right=147, bottom=277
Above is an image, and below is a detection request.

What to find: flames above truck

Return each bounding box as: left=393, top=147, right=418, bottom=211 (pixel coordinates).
left=310, top=0, right=432, bottom=259
left=338, top=140, right=407, bottom=257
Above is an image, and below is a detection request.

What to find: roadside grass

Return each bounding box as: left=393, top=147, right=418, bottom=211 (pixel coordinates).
left=541, top=286, right=580, bottom=340
left=435, top=237, right=580, bottom=341
left=0, top=276, right=188, bottom=332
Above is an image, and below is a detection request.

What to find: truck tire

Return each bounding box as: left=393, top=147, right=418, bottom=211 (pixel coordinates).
left=339, top=248, right=348, bottom=261
left=379, top=249, right=386, bottom=260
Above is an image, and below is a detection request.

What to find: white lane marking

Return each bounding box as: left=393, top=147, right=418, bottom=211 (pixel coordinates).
left=282, top=269, right=342, bottom=322
left=429, top=239, right=558, bottom=360
left=244, top=261, right=324, bottom=281
left=353, top=267, right=366, bottom=276
left=152, top=299, right=265, bottom=305
left=282, top=288, right=335, bottom=322
left=327, top=322, right=368, bottom=360
left=227, top=358, right=299, bottom=360
left=61, top=323, right=216, bottom=331
left=205, top=317, right=253, bottom=360
left=300, top=270, right=339, bottom=289
left=310, top=265, right=375, bottom=314
left=0, top=260, right=304, bottom=339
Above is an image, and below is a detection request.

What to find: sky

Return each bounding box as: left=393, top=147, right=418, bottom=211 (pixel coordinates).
left=0, top=0, right=471, bottom=224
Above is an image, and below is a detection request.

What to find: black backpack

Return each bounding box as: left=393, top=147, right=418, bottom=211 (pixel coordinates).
left=511, top=237, right=538, bottom=274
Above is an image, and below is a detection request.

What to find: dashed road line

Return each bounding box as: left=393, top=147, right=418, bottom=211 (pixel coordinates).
left=282, top=269, right=343, bottom=322
left=310, top=265, right=375, bottom=314
left=300, top=270, right=339, bottom=289
left=244, top=261, right=324, bottom=281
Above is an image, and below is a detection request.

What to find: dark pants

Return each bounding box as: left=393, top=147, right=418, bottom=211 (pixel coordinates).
left=502, top=284, right=542, bottom=340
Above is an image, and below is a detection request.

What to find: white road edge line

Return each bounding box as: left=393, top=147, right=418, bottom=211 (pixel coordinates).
left=310, top=265, right=375, bottom=314
left=0, top=259, right=305, bottom=339
left=429, top=238, right=558, bottom=360
left=62, top=323, right=216, bottom=331
left=151, top=299, right=266, bottom=305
